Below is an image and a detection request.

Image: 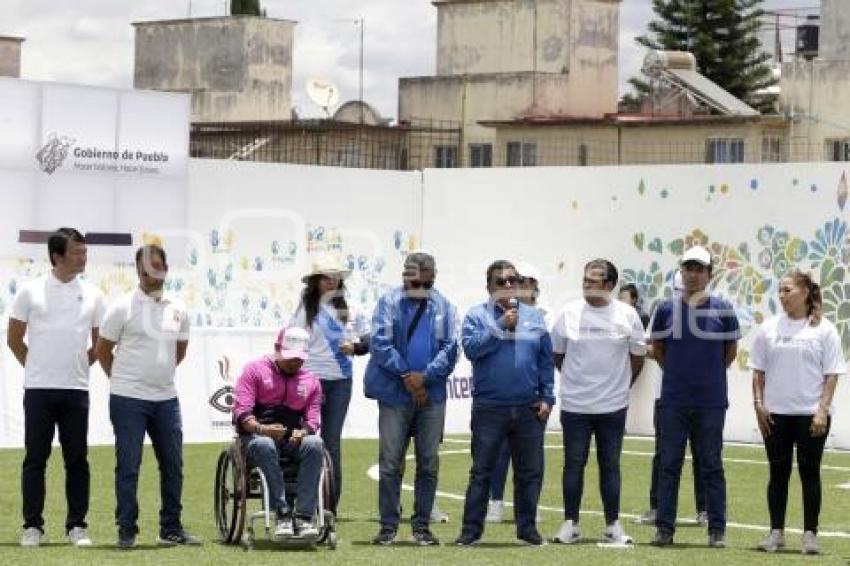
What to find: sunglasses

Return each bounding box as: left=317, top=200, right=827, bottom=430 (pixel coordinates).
left=408, top=280, right=434, bottom=289
left=493, top=276, right=520, bottom=287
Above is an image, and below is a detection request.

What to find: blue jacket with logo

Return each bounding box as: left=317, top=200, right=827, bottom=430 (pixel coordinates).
left=364, top=286, right=459, bottom=406
left=462, top=301, right=555, bottom=408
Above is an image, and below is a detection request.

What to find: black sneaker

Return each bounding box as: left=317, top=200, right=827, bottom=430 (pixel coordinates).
left=372, top=527, right=397, bottom=546
left=117, top=530, right=136, bottom=550
left=454, top=532, right=480, bottom=547
left=708, top=530, right=726, bottom=548
left=412, top=527, right=440, bottom=546
left=651, top=530, right=674, bottom=547
left=157, top=530, right=202, bottom=546
left=518, top=530, right=547, bottom=546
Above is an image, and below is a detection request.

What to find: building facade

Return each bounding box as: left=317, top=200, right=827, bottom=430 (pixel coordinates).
left=133, top=16, right=295, bottom=123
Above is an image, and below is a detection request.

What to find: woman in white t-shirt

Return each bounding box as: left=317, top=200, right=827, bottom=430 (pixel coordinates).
left=749, top=270, right=844, bottom=555
left=291, top=255, right=369, bottom=513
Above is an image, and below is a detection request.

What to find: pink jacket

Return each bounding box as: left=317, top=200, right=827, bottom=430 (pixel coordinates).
left=232, top=356, right=322, bottom=434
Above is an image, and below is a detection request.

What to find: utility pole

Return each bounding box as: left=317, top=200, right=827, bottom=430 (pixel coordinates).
left=357, top=18, right=365, bottom=124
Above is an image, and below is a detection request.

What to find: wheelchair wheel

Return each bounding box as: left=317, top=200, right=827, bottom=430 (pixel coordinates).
left=316, top=448, right=337, bottom=545
left=214, top=444, right=247, bottom=544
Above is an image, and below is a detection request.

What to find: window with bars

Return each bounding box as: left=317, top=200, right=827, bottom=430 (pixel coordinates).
left=433, top=145, right=458, bottom=168
left=469, top=143, right=493, bottom=168
left=826, top=139, right=850, bottom=162
left=506, top=141, right=537, bottom=167
left=706, top=138, right=745, bottom=164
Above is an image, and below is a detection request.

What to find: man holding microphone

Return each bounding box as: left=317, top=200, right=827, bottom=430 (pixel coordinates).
left=455, top=260, right=554, bottom=547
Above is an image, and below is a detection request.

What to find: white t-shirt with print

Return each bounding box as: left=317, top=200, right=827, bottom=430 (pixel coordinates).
left=100, top=289, right=190, bottom=401
left=749, top=314, right=845, bottom=415
left=291, top=303, right=369, bottom=381
left=11, top=273, right=105, bottom=390
left=551, top=299, right=647, bottom=414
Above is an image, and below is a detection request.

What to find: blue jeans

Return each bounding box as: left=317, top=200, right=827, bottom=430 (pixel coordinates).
left=320, top=379, right=352, bottom=511
left=109, top=395, right=183, bottom=536
left=489, top=439, right=511, bottom=500
left=377, top=401, right=445, bottom=530
left=461, top=404, right=545, bottom=539
left=560, top=408, right=627, bottom=524
left=656, top=406, right=726, bottom=535
left=649, top=399, right=705, bottom=512
left=244, top=434, right=324, bottom=518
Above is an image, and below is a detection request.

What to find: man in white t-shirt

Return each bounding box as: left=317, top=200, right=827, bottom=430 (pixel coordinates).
left=7, top=227, right=104, bottom=548
left=95, top=245, right=198, bottom=550
left=550, top=259, right=646, bottom=546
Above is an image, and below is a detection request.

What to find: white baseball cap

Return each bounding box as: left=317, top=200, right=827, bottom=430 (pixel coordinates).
left=274, top=327, right=310, bottom=361
left=681, top=245, right=711, bottom=266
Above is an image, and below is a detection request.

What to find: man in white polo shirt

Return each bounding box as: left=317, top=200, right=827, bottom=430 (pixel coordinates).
left=95, top=244, right=198, bottom=549
left=7, top=227, right=104, bottom=548
left=550, top=259, right=646, bottom=546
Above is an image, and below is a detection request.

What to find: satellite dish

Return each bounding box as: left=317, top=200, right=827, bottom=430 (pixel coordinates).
left=305, top=77, right=340, bottom=117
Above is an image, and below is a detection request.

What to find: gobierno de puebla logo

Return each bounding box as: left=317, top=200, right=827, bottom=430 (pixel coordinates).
left=36, top=131, right=170, bottom=175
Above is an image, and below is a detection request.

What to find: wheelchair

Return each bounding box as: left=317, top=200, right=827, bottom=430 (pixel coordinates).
left=214, top=435, right=338, bottom=550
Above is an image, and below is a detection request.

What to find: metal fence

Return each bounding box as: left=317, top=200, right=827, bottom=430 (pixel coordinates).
left=190, top=119, right=462, bottom=171
left=190, top=119, right=846, bottom=170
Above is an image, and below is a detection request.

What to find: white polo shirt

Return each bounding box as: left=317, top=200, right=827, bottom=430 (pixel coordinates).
left=749, top=314, right=845, bottom=415
left=11, top=273, right=105, bottom=390
left=551, top=299, right=647, bottom=414
left=100, top=288, right=190, bottom=401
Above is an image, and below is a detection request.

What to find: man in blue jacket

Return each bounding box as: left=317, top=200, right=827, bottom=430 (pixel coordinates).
left=455, top=260, right=555, bottom=547
left=364, top=252, right=458, bottom=546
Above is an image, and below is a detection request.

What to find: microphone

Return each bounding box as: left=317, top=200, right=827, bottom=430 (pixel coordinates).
left=508, top=298, right=518, bottom=310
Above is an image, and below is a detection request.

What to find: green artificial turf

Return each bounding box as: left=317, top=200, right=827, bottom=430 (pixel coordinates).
left=0, top=434, right=848, bottom=564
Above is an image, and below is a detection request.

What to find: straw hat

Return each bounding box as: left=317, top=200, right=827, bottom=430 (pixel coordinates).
left=301, top=253, right=351, bottom=283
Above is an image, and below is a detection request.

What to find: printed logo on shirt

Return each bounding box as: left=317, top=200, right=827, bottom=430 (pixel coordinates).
left=297, top=383, right=307, bottom=399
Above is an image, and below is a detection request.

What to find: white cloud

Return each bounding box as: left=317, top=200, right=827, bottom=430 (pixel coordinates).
left=2, top=0, right=821, bottom=116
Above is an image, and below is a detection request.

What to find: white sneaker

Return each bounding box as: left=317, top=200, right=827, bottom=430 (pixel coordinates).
left=552, top=520, right=581, bottom=544
left=273, top=518, right=294, bottom=540
left=430, top=503, right=450, bottom=523
left=21, top=527, right=42, bottom=547
left=602, top=521, right=633, bottom=545
left=802, top=530, right=820, bottom=555
left=295, top=517, right=319, bottom=539
left=68, top=526, right=92, bottom=547
left=758, top=529, right=785, bottom=553
left=486, top=500, right=504, bottom=523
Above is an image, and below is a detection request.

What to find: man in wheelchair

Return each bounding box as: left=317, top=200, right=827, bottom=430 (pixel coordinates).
left=232, top=326, right=325, bottom=541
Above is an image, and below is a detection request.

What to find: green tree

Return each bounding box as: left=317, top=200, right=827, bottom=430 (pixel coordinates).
left=626, top=0, right=776, bottom=113
left=230, top=0, right=262, bottom=16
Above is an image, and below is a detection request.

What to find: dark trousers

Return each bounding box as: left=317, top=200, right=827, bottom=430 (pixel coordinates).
left=489, top=439, right=511, bottom=500
left=650, top=399, right=705, bottom=512
left=320, top=379, right=352, bottom=511
left=656, top=406, right=726, bottom=535
left=460, top=404, right=545, bottom=539
left=764, top=414, right=831, bottom=533
left=560, top=408, right=627, bottom=524
left=22, top=388, right=90, bottom=533
left=109, top=394, right=184, bottom=537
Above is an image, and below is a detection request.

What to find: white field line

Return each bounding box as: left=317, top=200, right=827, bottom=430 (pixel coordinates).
left=442, top=440, right=850, bottom=472
left=364, top=448, right=850, bottom=540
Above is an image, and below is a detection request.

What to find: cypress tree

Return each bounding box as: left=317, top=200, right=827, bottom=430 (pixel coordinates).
left=230, top=0, right=262, bottom=17
left=625, top=0, right=776, bottom=113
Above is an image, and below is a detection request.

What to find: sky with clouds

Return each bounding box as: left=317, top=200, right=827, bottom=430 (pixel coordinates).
left=4, top=0, right=818, bottom=120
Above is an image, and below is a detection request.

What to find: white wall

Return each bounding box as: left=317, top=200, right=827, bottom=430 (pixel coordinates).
left=422, top=163, right=850, bottom=448
left=2, top=159, right=850, bottom=448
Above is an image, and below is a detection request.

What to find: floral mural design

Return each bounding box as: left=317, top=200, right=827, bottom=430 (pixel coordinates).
left=623, top=215, right=850, bottom=360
